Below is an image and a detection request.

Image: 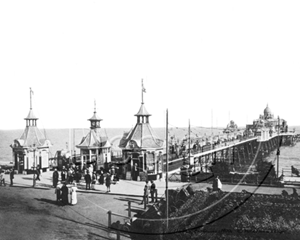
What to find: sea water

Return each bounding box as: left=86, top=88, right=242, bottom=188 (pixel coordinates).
left=1, top=127, right=300, bottom=174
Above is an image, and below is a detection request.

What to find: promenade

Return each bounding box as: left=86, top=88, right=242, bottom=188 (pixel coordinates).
left=1, top=170, right=299, bottom=240
left=3, top=169, right=299, bottom=198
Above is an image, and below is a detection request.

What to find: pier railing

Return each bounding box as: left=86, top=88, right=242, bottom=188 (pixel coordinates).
left=166, top=135, right=258, bottom=161
left=282, top=167, right=300, bottom=177
left=107, top=202, right=132, bottom=240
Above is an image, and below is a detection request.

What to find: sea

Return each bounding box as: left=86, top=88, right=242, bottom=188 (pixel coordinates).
left=1, top=126, right=300, bottom=174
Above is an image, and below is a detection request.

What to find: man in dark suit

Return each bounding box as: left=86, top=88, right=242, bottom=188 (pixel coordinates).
left=36, top=165, right=41, bottom=181
left=53, top=168, right=59, bottom=188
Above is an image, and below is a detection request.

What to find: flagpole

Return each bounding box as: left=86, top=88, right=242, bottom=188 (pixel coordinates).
left=277, top=116, right=280, bottom=178
left=141, top=79, right=144, bottom=104
left=188, top=119, right=191, bottom=164
left=30, top=87, right=32, bottom=110
left=165, top=109, right=169, bottom=231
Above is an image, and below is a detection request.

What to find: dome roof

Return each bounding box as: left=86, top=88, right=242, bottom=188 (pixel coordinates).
left=264, top=104, right=272, bottom=115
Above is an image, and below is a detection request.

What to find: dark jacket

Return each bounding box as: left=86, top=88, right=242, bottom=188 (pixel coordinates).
left=53, top=171, right=59, bottom=181
left=85, top=174, right=91, bottom=183
left=10, top=170, right=14, bottom=179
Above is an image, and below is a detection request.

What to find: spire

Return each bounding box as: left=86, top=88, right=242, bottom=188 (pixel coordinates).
left=88, top=100, right=102, bottom=129
left=25, top=88, right=38, bottom=127
left=136, top=80, right=151, bottom=124
left=30, top=87, right=33, bottom=110
left=141, top=79, right=146, bottom=104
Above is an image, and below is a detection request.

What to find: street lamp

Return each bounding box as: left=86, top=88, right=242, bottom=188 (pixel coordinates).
left=31, top=144, right=37, bottom=187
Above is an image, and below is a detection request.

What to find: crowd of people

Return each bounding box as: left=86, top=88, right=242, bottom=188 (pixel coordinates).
left=52, top=163, right=120, bottom=205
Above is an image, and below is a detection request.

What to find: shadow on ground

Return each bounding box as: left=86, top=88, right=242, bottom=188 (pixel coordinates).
left=10, top=185, right=51, bottom=190
left=34, top=198, right=60, bottom=206
left=114, top=197, right=141, bottom=203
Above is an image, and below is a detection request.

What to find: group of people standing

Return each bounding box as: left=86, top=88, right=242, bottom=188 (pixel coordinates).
left=0, top=168, right=14, bottom=187
left=55, top=182, right=77, bottom=206
left=52, top=164, right=118, bottom=205
left=141, top=180, right=157, bottom=205
left=52, top=164, right=83, bottom=188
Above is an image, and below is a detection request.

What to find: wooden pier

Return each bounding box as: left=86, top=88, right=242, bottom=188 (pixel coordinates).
left=164, top=132, right=299, bottom=178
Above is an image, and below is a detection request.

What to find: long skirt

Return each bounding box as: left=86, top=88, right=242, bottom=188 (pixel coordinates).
left=70, top=191, right=77, bottom=205
left=99, top=175, right=104, bottom=185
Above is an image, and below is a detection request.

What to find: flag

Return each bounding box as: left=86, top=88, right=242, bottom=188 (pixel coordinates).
left=142, top=79, right=146, bottom=93
left=30, top=87, right=34, bottom=95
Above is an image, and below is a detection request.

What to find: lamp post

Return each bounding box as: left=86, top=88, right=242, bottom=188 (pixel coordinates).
left=31, top=144, right=37, bottom=187
left=277, top=116, right=280, bottom=178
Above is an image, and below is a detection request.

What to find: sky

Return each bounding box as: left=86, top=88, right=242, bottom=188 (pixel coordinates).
left=0, top=1, right=300, bottom=130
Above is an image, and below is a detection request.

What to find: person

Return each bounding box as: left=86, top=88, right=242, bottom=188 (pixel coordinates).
left=212, top=176, right=222, bottom=191
left=68, top=167, right=74, bottom=184
left=0, top=170, right=6, bottom=186
left=150, top=180, right=156, bottom=203
left=36, top=165, right=41, bottom=181
left=10, top=168, right=14, bottom=186
left=141, top=181, right=149, bottom=205
left=70, top=183, right=78, bottom=205
left=75, top=166, right=80, bottom=183
left=61, top=166, right=66, bottom=182
left=111, top=166, right=116, bottom=178
left=91, top=171, right=96, bottom=190
left=291, top=188, right=298, bottom=198
left=85, top=171, right=91, bottom=190
left=55, top=184, right=62, bottom=204
left=61, top=182, right=69, bottom=205
left=132, top=163, right=138, bottom=181
left=53, top=168, right=59, bottom=188
left=99, top=169, right=104, bottom=185
left=106, top=173, right=111, bottom=192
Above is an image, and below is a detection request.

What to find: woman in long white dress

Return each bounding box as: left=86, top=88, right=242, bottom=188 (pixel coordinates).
left=70, top=183, right=78, bottom=205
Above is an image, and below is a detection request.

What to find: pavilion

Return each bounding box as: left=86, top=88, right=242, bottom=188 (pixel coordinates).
left=10, top=88, right=52, bottom=173
left=76, top=102, right=111, bottom=170
left=118, top=81, right=164, bottom=180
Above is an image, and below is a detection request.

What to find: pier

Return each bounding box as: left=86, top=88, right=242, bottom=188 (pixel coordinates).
left=164, top=132, right=299, bottom=179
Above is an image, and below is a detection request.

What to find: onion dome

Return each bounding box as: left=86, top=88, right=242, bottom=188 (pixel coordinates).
left=264, top=104, right=272, bottom=116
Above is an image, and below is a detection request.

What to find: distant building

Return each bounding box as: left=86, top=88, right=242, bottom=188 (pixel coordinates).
left=10, top=88, right=52, bottom=173
left=76, top=103, right=111, bottom=170
left=223, top=120, right=239, bottom=139
left=118, top=81, right=164, bottom=180
left=246, top=104, right=288, bottom=138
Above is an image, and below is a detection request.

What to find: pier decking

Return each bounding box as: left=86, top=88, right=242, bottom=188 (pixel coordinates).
left=164, top=132, right=299, bottom=175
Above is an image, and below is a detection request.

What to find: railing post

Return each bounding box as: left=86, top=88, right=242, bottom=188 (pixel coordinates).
left=107, top=210, right=112, bottom=227
left=144, top=196, right=147, bottom=209
left=128, top=201, right=131, bottom=218
left=155, top=189, right=158, bottom=202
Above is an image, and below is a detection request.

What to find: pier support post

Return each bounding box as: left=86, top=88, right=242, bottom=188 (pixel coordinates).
left=144, top=196, right=147, bottom=209
left=236, top=146, right=241, bottom=167
left=128, top=201, right=131, bottom=218
left=107, top=210, right=112, bottom=227
left=242, top=145, right=246, bottom=164
left=246, top=143, right=251, bottom=162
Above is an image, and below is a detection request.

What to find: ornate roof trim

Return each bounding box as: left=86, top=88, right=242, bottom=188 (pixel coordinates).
left=134, top=104, right=151, bottom=116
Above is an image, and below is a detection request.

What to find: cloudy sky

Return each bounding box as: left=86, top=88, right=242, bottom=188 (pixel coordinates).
left=1, top=1, right=299, bottom=130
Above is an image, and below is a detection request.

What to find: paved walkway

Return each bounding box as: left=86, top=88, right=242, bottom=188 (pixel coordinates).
left=4, top=170, right=299, bottom=198
left=3, top=170, right=191, bottom=198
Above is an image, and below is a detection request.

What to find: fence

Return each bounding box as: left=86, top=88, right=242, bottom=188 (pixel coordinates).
left=107, top=192, right=159, bottom=239
left=107, top=202, right=131, bottom=240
